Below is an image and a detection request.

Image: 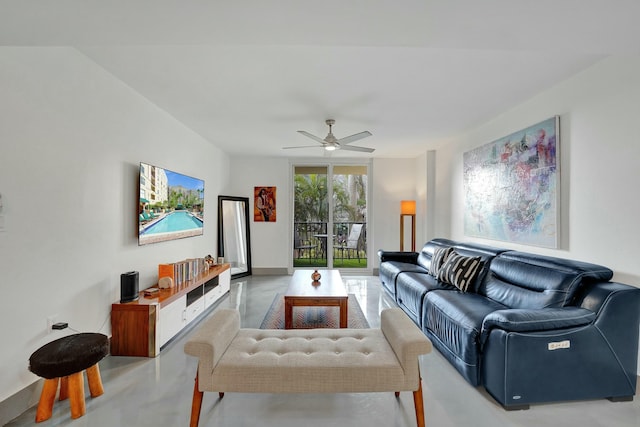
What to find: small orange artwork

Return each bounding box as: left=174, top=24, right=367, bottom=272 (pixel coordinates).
left=254, top=186, right=276, bottom=222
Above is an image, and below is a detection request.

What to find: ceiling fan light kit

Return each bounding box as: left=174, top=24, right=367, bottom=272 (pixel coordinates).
left=283, top=119, right=374, bottom=153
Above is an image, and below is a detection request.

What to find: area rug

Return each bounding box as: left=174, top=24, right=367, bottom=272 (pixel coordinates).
left=260, top=293, right=369, bottom=329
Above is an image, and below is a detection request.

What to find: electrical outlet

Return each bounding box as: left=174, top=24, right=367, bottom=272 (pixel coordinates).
left=52, top=322, right=68, bottom=330
left=47, top=316, right=57, bottom=334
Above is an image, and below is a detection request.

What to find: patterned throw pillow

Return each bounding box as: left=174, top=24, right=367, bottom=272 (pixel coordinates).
left=437, top=252, right=483, bottom=292
left=429, top=246, right=454, bottom=276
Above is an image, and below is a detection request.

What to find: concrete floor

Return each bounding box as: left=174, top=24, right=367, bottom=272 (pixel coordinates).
left=6, top=274, right=639, bottom=426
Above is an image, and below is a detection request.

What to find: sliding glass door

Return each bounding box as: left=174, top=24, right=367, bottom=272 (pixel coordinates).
left=293, top=166, right=328, bottom=268
left=292, top=163, right=369, bottom=271
left=331, top=165, right=368, bottom=269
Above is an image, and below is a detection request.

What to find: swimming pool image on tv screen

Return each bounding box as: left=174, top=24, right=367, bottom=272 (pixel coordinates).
left=139, top=162, right=205, bottom=245
left=141, top=211, right=203, bottom=235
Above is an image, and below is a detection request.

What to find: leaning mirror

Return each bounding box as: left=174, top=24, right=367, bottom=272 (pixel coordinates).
left=218, top=196, right=252, bottom=279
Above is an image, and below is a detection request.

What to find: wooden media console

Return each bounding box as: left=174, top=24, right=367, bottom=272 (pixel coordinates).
left=111, top=263, right=231, bottom=357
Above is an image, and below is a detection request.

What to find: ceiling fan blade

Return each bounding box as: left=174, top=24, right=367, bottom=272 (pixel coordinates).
left=340, top=144, right=375, bottom=153
left=282, top=145, right=323, bottom=150
left=337, top=131, right=372, bottom=145
left=297, top=130, right=326, bottom=145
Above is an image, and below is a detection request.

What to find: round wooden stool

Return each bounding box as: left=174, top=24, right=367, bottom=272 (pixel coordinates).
left=29, top=333, right=109, bottom=422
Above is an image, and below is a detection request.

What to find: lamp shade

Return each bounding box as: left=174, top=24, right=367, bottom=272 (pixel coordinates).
left=400, top=200, right=416, bottom=215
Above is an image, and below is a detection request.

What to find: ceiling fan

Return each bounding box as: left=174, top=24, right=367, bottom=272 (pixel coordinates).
left=283, top=119, right=374, bottom=153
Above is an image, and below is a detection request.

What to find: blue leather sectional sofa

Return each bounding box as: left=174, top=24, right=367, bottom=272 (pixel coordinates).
left=379, top=238, right=639, bottom=409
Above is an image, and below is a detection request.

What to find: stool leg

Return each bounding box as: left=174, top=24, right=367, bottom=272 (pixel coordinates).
left=59, top=376, right=69, bottom=401
left=67, top=371, right=86, bottom=419
left=86, top=364, right=104, bottom=397
left=35, top=378, right=59, bottom=423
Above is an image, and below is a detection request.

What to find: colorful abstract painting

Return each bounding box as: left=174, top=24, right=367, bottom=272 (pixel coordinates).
left=463, top=117, right=559, bottom=248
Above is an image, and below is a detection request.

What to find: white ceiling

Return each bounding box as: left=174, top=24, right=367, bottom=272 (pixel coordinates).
left=2, top=1, right=639, bottom=158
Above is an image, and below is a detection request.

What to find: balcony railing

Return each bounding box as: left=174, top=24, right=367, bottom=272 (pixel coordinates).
left=293, top=221, right=367, bottom=267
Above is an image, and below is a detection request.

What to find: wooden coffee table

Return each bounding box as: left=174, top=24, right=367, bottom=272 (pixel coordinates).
left=284, top=269, right=348, bottom=329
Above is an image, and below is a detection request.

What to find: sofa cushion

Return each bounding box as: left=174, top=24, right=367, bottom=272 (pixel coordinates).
left=415, top=238, right=456, bottom=271
left=452, top=241, right=507, bottom=258
left=379, top=261, right=427, bottom=297
left=429, top=246, right=454, bottom=276
left=423, top=290, right=507, bottom=385
left=499, top=251, right=614, bottom=283
left=395, top=272, right=455, bottom=327
left=478, top=252, right=614, bottom=309
left=437, top=252, right=483, bottom=292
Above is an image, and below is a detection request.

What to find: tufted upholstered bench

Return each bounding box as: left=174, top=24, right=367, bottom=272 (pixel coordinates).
left=28, top=333, right=109, bottom=422
left=184, top=307, right=432, bottom=427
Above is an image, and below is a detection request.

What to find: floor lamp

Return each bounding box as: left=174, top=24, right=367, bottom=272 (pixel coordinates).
left=400, top=200, right=416, bottom=252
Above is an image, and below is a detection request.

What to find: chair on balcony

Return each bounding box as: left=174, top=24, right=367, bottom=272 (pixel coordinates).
left=294, top=232, right=316, bottom=260
left=337, top=224, right=364, bottom=261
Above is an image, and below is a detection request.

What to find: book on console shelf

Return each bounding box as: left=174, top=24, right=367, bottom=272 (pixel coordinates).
left=158, top=258, right=207, bottom=286
left=143, top=287, right=160, bottom=297
left=158, top=263, right=175, bottom=281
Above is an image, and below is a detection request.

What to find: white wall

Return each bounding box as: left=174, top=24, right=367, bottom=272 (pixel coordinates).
left=371, top=158, right=417, bottom=259
left=416, top=150, right=436, bottom=244
left=0, top=47, right=229, bottom=404
left=227, top=156, right=291, bottom=269
left=435, top=55, right=640, bottom=286
left=227, top=156, right=418, bottom=271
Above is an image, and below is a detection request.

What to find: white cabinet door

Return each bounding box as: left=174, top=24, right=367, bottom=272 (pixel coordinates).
left=219, top=268, right=231, bottom=294
left=204, top=267, right=231, bottom=308
left=204, top=288, right=220, bottom=308
left=185, top=297, right=205, bottom=324
left=158, top=295, right=186, bottom=347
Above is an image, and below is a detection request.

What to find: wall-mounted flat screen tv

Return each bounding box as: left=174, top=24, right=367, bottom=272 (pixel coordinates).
left=138, top=162, right=204, bottom=246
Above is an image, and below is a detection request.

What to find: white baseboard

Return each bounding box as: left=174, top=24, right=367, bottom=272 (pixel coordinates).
left=251, top=267, right=288, bottom=275
left=0, top=379, right=40, bottom=425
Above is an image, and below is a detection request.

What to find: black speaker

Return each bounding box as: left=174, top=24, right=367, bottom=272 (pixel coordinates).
left=120, top=271, right=139, bottom=303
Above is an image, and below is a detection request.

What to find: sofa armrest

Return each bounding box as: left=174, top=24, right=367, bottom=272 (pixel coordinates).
left=381, top=308, right=432, bottom=379
left=378, top=249, right=419, bottom=264
left=480, top=307, right=596, bottom=347
left=184, top=309, right=240, bottom=373
left=575, top=281, right=640, bottom=375
left=575, top=281, right=640, bottom=313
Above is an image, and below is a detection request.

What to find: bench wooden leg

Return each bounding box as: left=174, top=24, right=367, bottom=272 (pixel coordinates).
left=190, top=374, right=204, bottom=427
left=86, top=364, right=104, bottom=397
left=67, top=371, right=86, bottom=419
left=35, top=378, right=59, bottom=422
left=413, top=378, right=425, bottom=427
